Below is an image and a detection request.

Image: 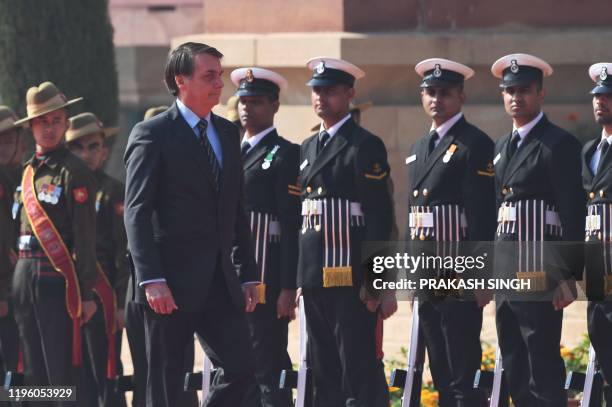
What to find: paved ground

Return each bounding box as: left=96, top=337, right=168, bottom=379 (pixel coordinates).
left=118, top=299, right=588, bottom=404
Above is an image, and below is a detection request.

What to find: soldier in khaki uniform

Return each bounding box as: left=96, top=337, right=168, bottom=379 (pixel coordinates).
left=0, top=107, right=25, bottom=387
left=0, top=106, right=28, bottom=186
left=11, top=82, right=98, bottom=400
left=66, top=112, right=129, bottom=407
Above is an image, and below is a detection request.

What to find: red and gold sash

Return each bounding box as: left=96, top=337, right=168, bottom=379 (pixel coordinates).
left=93, top=263, right=117, bottom=379
left=21, top=165, right=82, bottom=366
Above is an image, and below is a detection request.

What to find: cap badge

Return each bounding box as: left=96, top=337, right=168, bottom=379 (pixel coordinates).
left=433, top=64, right=442, bottom=78
left=246, top=69, right=255, bottom=83
left=315, top=61, right=326, bottom=75
left=510, top=59, right=519, bottom=74
left=600, top=67, right=608, bottom=81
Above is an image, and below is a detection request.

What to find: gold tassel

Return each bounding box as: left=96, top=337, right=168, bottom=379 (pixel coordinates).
left=605, top=275, right=612, bottom=296
left=323, top=267, right=353, bottom=288
left=516, top=271, right=547, bottom=292
left=256, top=283, right=266, bottom=304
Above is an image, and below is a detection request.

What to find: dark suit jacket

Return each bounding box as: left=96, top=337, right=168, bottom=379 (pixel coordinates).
left=297, top=118, right=393, bottom=288
left=124, top=103, right=257, bottom=311
left=493, top=114, right=585, bottom=282
left=406, top=116, right=496, bottom=241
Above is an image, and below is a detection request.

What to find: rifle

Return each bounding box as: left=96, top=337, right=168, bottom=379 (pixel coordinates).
left=565, top=344, right=603, bottom=407
left=389, top=296, right=425, bottom=407
left=184, top=354, right=216, bottom=394
left=279, top=295, right=311, bottom=406
left=488, top=345, right=509, bottom=407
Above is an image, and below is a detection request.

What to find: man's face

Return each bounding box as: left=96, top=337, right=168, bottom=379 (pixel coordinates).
left=238, top=95, right=278, bottom=133
left=593, top=93, right=612, bottom=127
left=311, top=85, right=354, bottom=120
left=67, top=132, right=107, bottom=171
left=176, top=53, right=224, bottom=110
left=501, top=82, right=544, bottom=121
left=30, top=109, right=68, bottom=151
left=421, top=85, right=465, bottom=124
left=0, top=129, right=20, bottom=165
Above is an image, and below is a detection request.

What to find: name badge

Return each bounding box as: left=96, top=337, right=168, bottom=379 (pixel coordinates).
left=405, top=155, right=417, bottom=165
left=493, top=153, right=501, bottom=166
left=300, top=159, right=309, bottom=171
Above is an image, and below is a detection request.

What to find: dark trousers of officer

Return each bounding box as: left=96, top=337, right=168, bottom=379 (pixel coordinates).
left=126, top=300, right=199, bottom=407
left=419, top=298, right=487, bottom=407
left=82, top=306, right=127, bottom=407
left=143, top=267, right=255, bottom=407
left=242, top=290, right=293, bottom=407
left=0, top=303, right=19, bottom=407
left=495, top=300, right=566, bottom=407
left=0, top=304, right=19, bottom=377
left=12, top=257, right=81, bottom=407
left=303, top=287, right=389, bottom=407
left=587, top=300, right=612, bottom=404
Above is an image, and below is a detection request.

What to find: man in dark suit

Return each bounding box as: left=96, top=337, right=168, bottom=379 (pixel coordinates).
left=583, top=62, right=612, bottom=405
left=298, top=57, right=396, bottom=406
left=123, top=42, right=259, bottom=407
left=406, top=58, right=495, bottom=407
left=123, top=105, right=199, bottom=407
left=230, top=67, right=300, bottom=407
left=491, top=53, right=585, bottom=407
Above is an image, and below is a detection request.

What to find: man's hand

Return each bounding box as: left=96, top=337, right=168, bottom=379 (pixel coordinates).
left=379, top=292, right=398, bottom=320
left=553, top=279, right=577, bottom=311
left=242, top=284, right=259, bottom=313
left=145, top=282, right=178, bottom=314
left=276, top=289, right=296, bottom=320
left=474, top=289, right=494, bottom=308
left=0, top=300, right=8, bottom=318
left=81, top=300, right=98, bottom=324
left=115, top=308, right=126, bottom=330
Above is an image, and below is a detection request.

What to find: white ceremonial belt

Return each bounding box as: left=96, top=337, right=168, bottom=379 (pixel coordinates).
left=302, top=199, right=363, bottom=216
left=497, top=206, right=517, bottom=222
left=268, top=220, right=281, bottom=236
left=409, top=213, right=434, bottom=228
left=545, top=210, right=561, bottom=227
left=497, top=206, right=561, bottom=226
left=585, top=214, right=601, bottom=232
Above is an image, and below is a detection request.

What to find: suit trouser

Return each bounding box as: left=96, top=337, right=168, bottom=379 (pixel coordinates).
left=12, top=257, right=82, bottom=407
left=242, top=290, right=293, bottom=407
left=143, top=268, right=255, bottom=407
left=303, top=287, right=389, bottom=407
left=82, top=306, right=127, bottom=407
left=126, top=300, right=199, bottom=407
left=418, top=298, right=487, bottom=407
left=587, top=300, right=612, bottom=405
left=495, top=300, right=566, bottom=407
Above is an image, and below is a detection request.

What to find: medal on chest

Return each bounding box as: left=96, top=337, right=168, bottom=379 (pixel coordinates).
left=262, top=145, right=280, bottom=170
left=38, top=183, right=62, bottom=205
left=443, top=144, right=458, bottom=163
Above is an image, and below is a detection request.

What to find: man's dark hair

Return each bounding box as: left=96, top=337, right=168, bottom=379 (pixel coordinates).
left=164, top=42, right=223, bottom=96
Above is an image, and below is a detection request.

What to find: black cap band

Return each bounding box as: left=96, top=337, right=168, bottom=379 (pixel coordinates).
left=307, top=67, right=355, bottom=87
left=421, top=68, right=465, bottom=88
left=235, top=78, right=280, bottom=97
left=500, top=64, right=543, bottom=88
left=591, top=69, right=612, bottom=94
